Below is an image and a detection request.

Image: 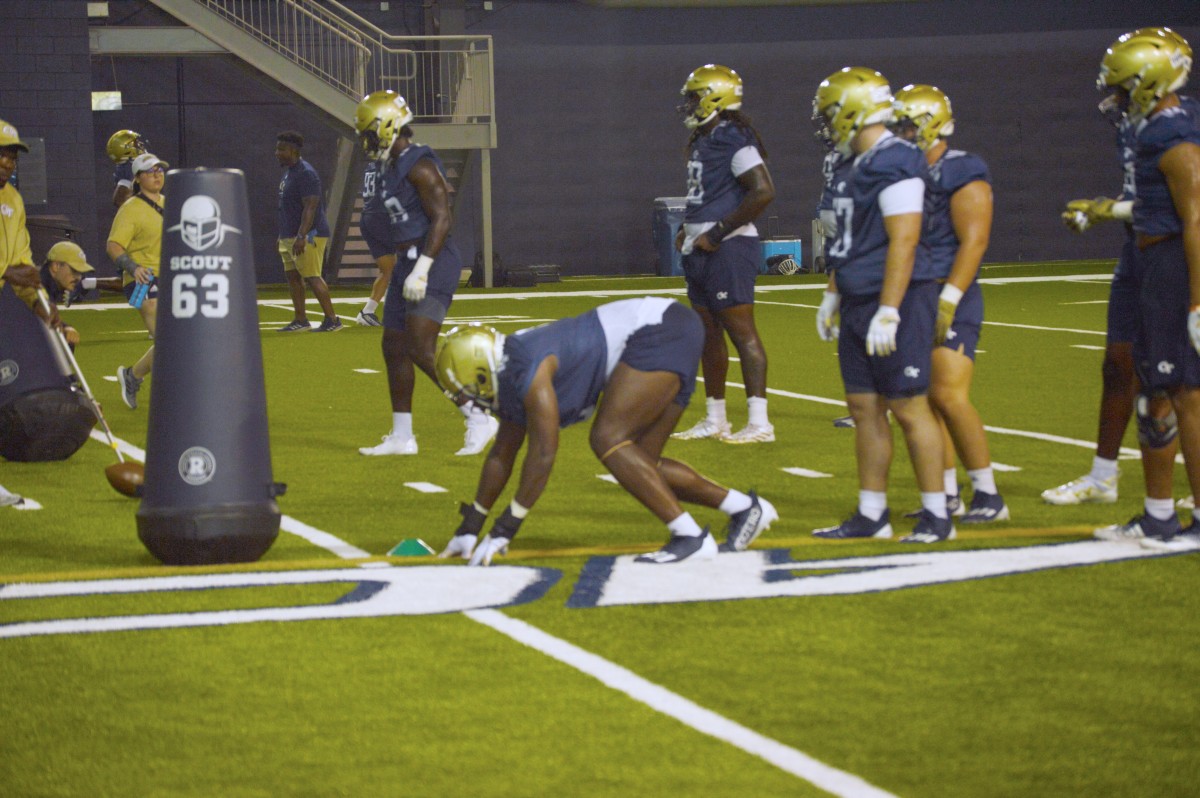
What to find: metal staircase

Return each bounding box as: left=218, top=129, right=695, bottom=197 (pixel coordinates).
left=140, top=0, right=497, bottom=284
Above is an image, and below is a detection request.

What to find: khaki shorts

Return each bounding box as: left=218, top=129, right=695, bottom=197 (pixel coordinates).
left=278, top=236, right=328, bottom=278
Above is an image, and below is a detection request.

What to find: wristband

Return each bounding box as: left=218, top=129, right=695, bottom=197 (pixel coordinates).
left=939, top=284, right=964, bottom=306
left=509, top=499, right=530, bottom=519
left=114, top=253, right=139, bottom=277
left=707, top=220, right=731, bottom=243
left=1111, top=200, right=1133, bottom=222
left=413, top=254, right=434, bottom=277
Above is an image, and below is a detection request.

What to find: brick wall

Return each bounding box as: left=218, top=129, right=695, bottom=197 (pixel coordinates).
left=0, top=0, right=98, bottom=261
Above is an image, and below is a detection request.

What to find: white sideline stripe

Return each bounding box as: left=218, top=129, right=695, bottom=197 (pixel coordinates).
left=279, top=515, right=371, bottom=559
left=466, top=609, right=898, bottom=798
left=985, top=320, right=1104, bottom=336
left=783, top=467, right=833, bottom=478
left=1071, top=345, right=1106, bottom=351
left=404, top=482, right=447, bottom=494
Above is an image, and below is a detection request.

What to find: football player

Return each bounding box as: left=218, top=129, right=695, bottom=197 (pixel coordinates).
left=1089, top=28, right=1200, bottom=547
left=106, top=129, right=147, bottom=208
left=1045, top=27, right=1192, bottom=514
left=809, top=67, right=952, bottom=543
left=816, top=124, right=856, bottom=429
left=434, top=297, right=778, bottom=565
left=354, top=156, right=392, bottom=327
left=670, top=65, right=777, bottom=444
left=891, top=84, right=1008, bottom=524
left=353, top=90, right=497, bottom=457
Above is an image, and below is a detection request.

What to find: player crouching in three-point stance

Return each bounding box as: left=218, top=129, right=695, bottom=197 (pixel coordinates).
left=434, top=297, right=778, bottom=565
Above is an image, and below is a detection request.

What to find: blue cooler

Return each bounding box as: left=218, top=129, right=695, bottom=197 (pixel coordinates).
left=760, top=238, right=803, bottom=274
left=652, top=197, right=687, bottom=276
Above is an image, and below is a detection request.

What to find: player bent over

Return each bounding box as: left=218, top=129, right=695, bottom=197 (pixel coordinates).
left=434, top=297, right=779, bottom=565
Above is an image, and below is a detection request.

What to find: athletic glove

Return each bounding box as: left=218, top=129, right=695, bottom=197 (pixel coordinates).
left=403, top=254, right=434, bottom=302
left=468, top=506, right=524, bottom=567
left=439, top=502, right=488, bottom=559
left=865, top=305, right=901, bottom=357
left=1061, top=197, right=1118, bottom=233
left=935, top=284, right=963, bottom=345
left=816, top=290, right=840, bottom=341
left=1189, top=307, right=1200, bottom=356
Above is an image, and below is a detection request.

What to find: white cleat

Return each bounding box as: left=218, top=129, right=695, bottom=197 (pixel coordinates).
left=457, top=414, right=499, bottom=456
left=671, top=418, right=731, bottom=441
left=1041, top=474, right=1117, bottom=505
left=359, top=433, right=418, bottom=456
left=723, top=423, right=776, bottom=444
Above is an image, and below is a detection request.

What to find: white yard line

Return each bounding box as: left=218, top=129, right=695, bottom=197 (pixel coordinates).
left=466, top=609, right=898, bottom=798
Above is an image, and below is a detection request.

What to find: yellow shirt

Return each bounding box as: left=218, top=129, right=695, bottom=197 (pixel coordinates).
left=0, top=181, right=35, bottom=305
left=109, top=193, right=164, bottom=284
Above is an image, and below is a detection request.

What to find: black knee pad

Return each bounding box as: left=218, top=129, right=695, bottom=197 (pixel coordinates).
left=1135, top=391, right=1178, bottom=450
left=0, top=388, right=96, bottom=462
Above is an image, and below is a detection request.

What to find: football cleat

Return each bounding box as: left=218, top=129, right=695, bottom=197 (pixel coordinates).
left=359, top=433, right=418, bottom=456
left=279, top=320, right=310, bottom=332
left=832, top=415, right=855, bottom=428
left=813, top=510, right=893, bottom=540
left=960, top=491, right=1010, bottom=524
left=635, top=529, right=718, bottom=564
left=906, top=492, right=965, bottom=519
left=720, top=491, right=779, bottom=552
left=900, top=510, right=956, bottom=543
left=356, top=310, right=383, bottom=327
left=457, top=414, right=499, bottom=456
left=313, top=317, right=343, bottom=333
left=1094, top=513, right=1180, bottom=542
left=671, top=418, right=731, bottom=441
left=723, top=423, right=775, bottom=444
left=1140, top=518, right=1200, bottom=551
left=1041, top=474, right=1118, bottom=505
left=117, top=366, right=142, bottom=410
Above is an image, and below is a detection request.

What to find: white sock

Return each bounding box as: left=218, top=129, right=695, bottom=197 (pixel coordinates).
left=858, top=490, right=888, bottom=521
left=363, top=299, right=379, bottom=315
left=1090, top=456, right=1119, bottom=483
left=944, top=468, right=959, bottom=496
left=921, top=491, right=948, bottom=519
left=392, top=412, right=413, bottom=439
left=968, top=467, right=997, bottom=496
left=667, top=512, right=704, bottom=538
left=1145, top=497, right=1175, bottom=521
left=706, top=397, right=727, bottom=425
left=719, top=489, right=752, bottom=515
left=748, top=396, right=769, bottom=427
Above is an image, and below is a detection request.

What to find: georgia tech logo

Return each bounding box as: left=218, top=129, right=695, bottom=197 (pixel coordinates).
left=904, top=366, right=921, bottom=378
left=0, top=203, right=13, bottom=219
left=1158, top=361, right=1176, bottom=375
left=0, top=359, right=18, bottom=387
left=178, top=446, right=216, bottom=485
left=167, top=195, right=241, bottom=252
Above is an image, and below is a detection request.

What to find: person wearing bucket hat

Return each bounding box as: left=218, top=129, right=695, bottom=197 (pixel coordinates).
left=0, top=118, right=40, bottom=302
left=109, top=152, right=168, bottom=410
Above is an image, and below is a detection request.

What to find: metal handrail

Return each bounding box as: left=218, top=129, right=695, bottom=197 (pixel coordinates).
left=191, top=0, right=493, bottom=124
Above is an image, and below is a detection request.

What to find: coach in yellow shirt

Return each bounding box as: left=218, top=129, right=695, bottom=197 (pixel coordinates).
left=0, top=119, right=40, bottom=304
left=109, top=152, right=167, bottom=410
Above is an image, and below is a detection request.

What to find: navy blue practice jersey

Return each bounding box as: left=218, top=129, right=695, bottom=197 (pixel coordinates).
left=924, top=149, right=990, bottom=279
left=1132, top=95, right=1200, bottom=237
left=683, top=121, right=760, bottom=224
left=379, top=143, right=446, bottom=244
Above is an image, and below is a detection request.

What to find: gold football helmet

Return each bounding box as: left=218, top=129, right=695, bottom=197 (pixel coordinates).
left=892, top=84, right=955, bottom=151
left=354, top=90, right=414, bottom=159
left=679, top=64, right=743, bottom=129
left=106, top=129, right=146, bottom=164
left=1098, top=27, right=1193, bottom=123
left=813, top=67, right=895, bottom=155
left=435, top=324, right=505, bottom=411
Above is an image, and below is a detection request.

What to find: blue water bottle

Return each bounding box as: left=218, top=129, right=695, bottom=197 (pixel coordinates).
left=129, top=276, right=154, bottom=309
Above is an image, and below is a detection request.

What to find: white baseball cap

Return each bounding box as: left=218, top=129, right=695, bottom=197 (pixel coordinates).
left=132, top=152, right=169, bottom=174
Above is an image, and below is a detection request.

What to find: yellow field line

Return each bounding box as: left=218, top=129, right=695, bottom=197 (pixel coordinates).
left=1, top=526, right=1095, bottom=584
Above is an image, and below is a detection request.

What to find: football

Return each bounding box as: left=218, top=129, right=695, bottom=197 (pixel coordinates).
left=105, top=461, right=145, bottom=498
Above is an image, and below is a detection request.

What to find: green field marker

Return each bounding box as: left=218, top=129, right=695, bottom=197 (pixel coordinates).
left=388, top=539, right=435, bottom=557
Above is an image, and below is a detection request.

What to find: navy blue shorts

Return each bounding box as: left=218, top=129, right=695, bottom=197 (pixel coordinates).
left=361, top=211, right=394, bottom=261
left=122, top=279, right=159, bottom=302
left=1107, top=238, right=1141, bottom=345
left=1135, top=236, right=1200, bottom=390
left=383, top=238, right=462, bottom=331
left=619, top=302, right=703, bottom=407
left=942, top=280, right=983, bottom=360
left=682, top=235, right=760, bottom=312
left=838, top=280, right=937, bottom=398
